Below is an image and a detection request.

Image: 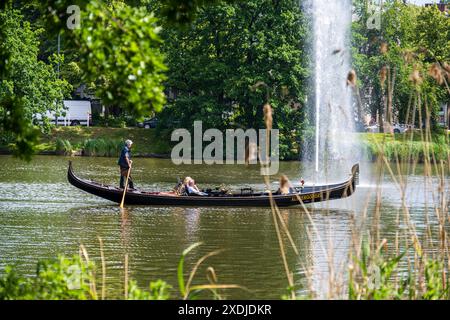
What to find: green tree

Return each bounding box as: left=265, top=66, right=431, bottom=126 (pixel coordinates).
left=0, top=8, right=71, bottom=159
left=161, top=0, right=309, bottom=159
left=72, top=1, right=167, bottom=117
left=1, top=1, right=169, bottom=158
left=352, top=0, right=449, bottom=129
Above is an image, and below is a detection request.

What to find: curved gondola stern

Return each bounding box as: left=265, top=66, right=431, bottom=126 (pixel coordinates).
left=67, top=160, right=83, bottom=189
left=335, top=164, right=360, bottom=200
left=351, top=163, right=360, bottom=186
left=67, top=160, right=86, bottom=191
left=67, top=160, right=75, bottom=185
left=346, top=163, right=359, bottom=198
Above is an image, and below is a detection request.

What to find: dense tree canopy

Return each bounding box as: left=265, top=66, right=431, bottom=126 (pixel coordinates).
left=0, top=9, right=71, bottom=159
left=160, top=0, right=309, bottom=159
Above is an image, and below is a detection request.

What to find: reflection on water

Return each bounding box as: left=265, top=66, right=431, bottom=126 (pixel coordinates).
left=0, top=156, right=448, bottom=299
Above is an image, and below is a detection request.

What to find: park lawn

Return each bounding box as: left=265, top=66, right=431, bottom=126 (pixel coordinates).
left=37, top=126, right=172, bottom=155
left=359, top=131, right=449, bottom=144
left=12, top=127, right=450, bottom=161
left=359, top=132, right=449, bottom=162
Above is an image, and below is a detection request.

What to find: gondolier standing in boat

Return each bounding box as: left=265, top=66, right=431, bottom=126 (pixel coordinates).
left=118, top=139, right=134, bottom=190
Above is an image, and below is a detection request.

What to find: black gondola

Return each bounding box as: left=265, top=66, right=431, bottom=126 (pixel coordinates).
left=67, top=161, right=359, bottom=207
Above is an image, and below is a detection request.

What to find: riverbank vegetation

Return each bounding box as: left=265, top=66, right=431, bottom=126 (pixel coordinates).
left=2, top=126, right=448, bottom=163
left=35, top=127, right=172, bottom=156
left=361, top=132, right=449, bottom=162
left=0, top=242, right=241, bottom=300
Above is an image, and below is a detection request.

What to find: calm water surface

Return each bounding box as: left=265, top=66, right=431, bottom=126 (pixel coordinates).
left=0, top=155, right=447, bottom=299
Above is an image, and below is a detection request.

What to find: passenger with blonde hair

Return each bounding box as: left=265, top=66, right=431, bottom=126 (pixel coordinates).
left=277, top=175, right=294, bottom=195
left=177, top=176, right=207, bottom=196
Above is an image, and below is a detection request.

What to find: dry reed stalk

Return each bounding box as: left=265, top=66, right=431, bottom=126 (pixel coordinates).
left=347, top=70, right=357, bottom=87
left=259, top=98, right=300, bottom=299
left=255, top=65, right=449, bottom=299
left=380, top=66, right=387, bottom=88
left=273, top=203, right=299, bottom=255
left=98, top=236, right=106, bottom=300
left=264, top=175, right=296, bottom=299
left=259, top=149, right=298, bottom=299
left=79, top=244, right=98, bottom=299
left=380, top=42, right=388, bottom=55
left=373, top=152, right=385, bottom=245
left=409, top=67, right=423, bottom=86
left=327, top=226, right=336, bottom=299
left=206, top=266, right=218, bottom=285
left=263, top=103, right=273, bottom=131
left=124, top=254, right=128, bottom=299
left=184, top=249, right=225, bottom=299
left=388, top=67, right=396, bottom=126
left=429, top=63, right=444, bottom=85
left=279, top=175, right=290, bottom=195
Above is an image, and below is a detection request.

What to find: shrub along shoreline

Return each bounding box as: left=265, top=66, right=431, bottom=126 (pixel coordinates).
left=0, top=127, right=448, bottom=162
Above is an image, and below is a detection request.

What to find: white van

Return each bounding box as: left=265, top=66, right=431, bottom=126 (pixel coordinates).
left=34, top=100, right=92, bottom=126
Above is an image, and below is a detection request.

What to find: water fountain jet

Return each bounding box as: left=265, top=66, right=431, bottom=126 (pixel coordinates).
left=303, top=0, right=360, bottom=182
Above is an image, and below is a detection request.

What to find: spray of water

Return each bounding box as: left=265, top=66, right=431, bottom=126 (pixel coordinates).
left=303, top=0, right=360, bottom=182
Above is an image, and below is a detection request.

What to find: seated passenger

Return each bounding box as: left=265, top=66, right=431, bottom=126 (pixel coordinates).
left=277, top=175, right=294, bottom=195
left=186, top=179, right=208, bottom=196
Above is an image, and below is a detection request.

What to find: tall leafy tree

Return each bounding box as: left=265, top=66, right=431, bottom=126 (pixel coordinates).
left=160, top=0, right=309, bottom=159
left=352, top=0, right=449, bottom=129
left=1, top=0, right=169, bottom=158
left=0, top=9, right=71, bottom=159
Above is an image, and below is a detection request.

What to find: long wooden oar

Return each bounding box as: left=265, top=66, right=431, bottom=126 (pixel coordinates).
left=119, top=165, right=132, bottom=209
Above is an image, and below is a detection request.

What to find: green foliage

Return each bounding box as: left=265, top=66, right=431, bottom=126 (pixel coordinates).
left=55, top=138, right=73, bottom=155
left=82, top=138, right=123, bottom=157
left=1, top=1, right=168, bottom=159
left=95, top=115, right=134, bottom=128
left=0, top=255, right=172, bottom=300
left=1, top=97, right=40, bottom=160
left=422, top=259, right=449, bottom=300
left=161, top=0, right=308, bottom=160
left=352, top=1, right=450, bottom=128
left=0, top=256, right=95, bottom=300
left=72, top=1, right=167, bottom=117
left=158, top=0, right=227, bottom=25
left=60, top=61, right=82, bottom=90
left=0, top=9, right=71, bottom=160
left=349, top=241, right=407, bottom=300
left=0, top=266, right=34, bottom=300
left=361, top=133, right=449, bottom=162
left=349, top=237, right=450, bottom=300
left=0, top=129, right=14, bottom=146
left=0, top=244, right=237, bottom=300
left=177, top=242, right=202, bottom=298
left=127, top=279, right=171, bottom=300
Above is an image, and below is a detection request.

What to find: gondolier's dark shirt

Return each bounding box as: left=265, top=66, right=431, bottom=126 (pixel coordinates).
left=118, top=146, right=131, bottom=168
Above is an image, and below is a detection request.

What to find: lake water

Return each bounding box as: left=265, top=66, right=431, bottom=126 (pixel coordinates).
left=0, top=155, right=448, bottom=299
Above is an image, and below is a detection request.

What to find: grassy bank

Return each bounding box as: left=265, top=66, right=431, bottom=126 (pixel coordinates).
left=1, top=127, right=448, bottom=162
left=360, top=132, right=449, bottom=163
left=36, top=127, right=172, bottom=156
